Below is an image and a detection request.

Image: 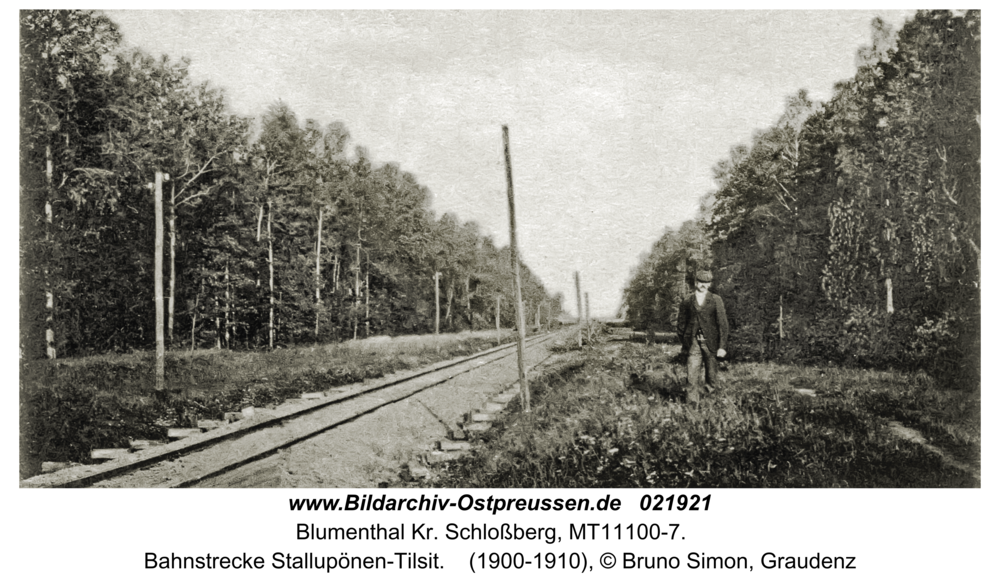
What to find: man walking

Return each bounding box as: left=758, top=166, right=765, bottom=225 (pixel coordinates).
left=676, top=270, right=729, bottom=404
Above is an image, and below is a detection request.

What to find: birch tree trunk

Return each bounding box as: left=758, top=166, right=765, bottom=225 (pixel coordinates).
left=445, top=283, right=453, bottom=327
left=168, top=182, right=176, bottom=343
left=154, top=171, right=165, bottom=395
left=333, top=253, right=340, bottom=292
left=224, top=260, right=231, bottom=349
left=44, top=144, right=56, bottom=359
left=255, top=204, right=264, bottom=295
left=190, top=290, right=199, bottom=352
left=354, top=230, right=362, bottom=340
left=434, top=271, right=441, bottom=335
left=315, top=207, right=323, bottom=338
left=465, top=277, right=471, bottom=328
left=268, top=199, right=275, bottom=350
left=256, top=204, right=264, bottom=241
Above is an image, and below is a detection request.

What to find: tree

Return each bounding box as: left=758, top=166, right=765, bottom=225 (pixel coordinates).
left=707, top=90, right=829, bottom=358
left=20, top=10, right=122, bottom=359
left=253, top=101, right=310, bottom=348
left=21, top=13, right=564, bottom=357
left=823, top=11, right=979, bottom=377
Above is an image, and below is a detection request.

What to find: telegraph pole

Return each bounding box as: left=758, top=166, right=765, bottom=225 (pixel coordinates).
left=503, top=125, right=529, bottom=412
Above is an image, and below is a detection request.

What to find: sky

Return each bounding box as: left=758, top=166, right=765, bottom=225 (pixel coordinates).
left=100, top=9, right=916, bottom=318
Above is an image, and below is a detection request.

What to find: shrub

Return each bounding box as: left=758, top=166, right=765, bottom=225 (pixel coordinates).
left=905, top=312, right=962, bottom=377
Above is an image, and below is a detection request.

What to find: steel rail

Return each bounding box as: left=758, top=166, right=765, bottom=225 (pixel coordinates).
left=33, top=332, right=557, bottom=488
left=171, top=332, right=556, bottom=487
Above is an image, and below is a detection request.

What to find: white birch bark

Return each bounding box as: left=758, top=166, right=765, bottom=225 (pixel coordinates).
left=315, top=207, right=323, bottom=338
left=168, top=182, right=176, bottom=343
left=154, top=172, right=165, bottom=394
left=268, top=200, right=274, bottom=349
left=224, top=260, right=231, bottom=349
left=45, top=144, right=56, bottom=359
left=434, top=272, right=441, bottom=335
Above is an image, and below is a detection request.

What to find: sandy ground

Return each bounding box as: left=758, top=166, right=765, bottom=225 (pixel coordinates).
left=278, top=340, right=556, bottom=488
left=87, top=336, right=560, bottom=488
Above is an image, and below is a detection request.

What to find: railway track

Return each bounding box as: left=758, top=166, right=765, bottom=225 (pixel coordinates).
left=22, top=331, right=560, bottom=489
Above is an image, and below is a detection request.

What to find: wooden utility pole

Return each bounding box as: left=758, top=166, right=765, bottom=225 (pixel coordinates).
left=585, top=292, right=591, bottom=344
left=575, top=271, right=583, bottom=347
left=154, top=171, right=166, bottom=395
left=503, top=125, right=529, bottom=412
left=434, top=271, right=441, bottom=334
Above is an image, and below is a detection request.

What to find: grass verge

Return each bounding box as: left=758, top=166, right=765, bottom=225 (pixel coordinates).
left=427, top=338, right=980, bottom=488
left=20, top=330, right=519, bottom=478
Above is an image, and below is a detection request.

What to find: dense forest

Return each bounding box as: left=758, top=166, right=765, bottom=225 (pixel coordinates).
left=20, top=10, right=562, bottom=360
left=624, top=11, right=980, bottom=387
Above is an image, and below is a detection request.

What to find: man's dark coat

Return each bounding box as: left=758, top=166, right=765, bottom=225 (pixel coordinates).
left=677, top=292, right=730, bottom=355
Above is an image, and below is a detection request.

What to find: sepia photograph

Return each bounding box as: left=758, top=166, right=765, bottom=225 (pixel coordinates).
left=19, top=8, right=980, bottom=492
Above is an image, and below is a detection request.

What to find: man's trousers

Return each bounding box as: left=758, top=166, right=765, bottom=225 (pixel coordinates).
left=686, top=337, right=719, bottom=404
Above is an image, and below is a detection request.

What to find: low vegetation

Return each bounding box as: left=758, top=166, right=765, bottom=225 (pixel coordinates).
left=19, top=330, right=517, bottom=478
left=428, top=336, right=980, bottom=488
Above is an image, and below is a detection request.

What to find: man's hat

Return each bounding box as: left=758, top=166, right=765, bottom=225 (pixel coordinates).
left=695, top=270, right=713, bottom=283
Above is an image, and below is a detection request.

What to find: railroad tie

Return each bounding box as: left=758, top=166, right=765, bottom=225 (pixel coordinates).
left=425, top=450, right=466, bottom=464
left=41, top=461, right=80, bottom=474
left=167, top=428, right=204, bottom=440
left=90, top=448, right=130, bottom=461
left=129, top=439, right=166, bottom=450
left=463, top=421, right=493, bottom=433
left=437, top=440, right=471, bottom=452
